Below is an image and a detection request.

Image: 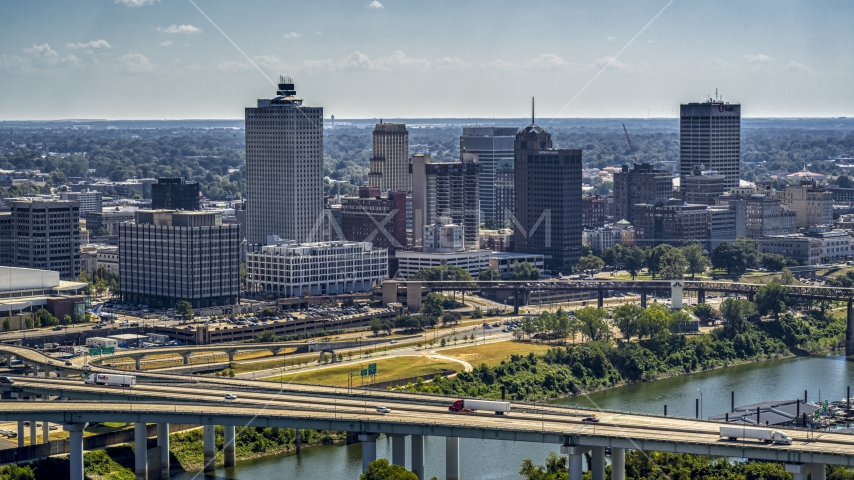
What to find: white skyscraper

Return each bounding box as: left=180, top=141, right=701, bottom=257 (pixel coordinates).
left=245, top=77, right=324, bottom=244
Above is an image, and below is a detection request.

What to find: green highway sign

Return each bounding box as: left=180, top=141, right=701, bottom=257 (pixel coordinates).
left=368, top=363, right=377, bottom=375
left=360, top=369, right=368, bottom=377
left=102, top=347, right=115, bottom=355
left=88, top=348, right=101, bottom=356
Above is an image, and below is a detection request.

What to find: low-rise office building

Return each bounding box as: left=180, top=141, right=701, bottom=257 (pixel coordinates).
left=488, top=252, right=545, bottom=279
left=758, top=235, right=821, bottom=265
left=775, top=180, right=833, bottom=229
left=0, top=266, right=88, bottom=330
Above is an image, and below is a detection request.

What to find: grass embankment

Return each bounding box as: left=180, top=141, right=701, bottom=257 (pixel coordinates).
left=171, top=426, right=346, bottom=471
left=440, top=341, right=555, bottom=367
left=267, top=356, right=460, bottom=387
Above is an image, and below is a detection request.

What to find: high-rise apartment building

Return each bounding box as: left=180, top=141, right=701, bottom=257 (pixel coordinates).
left=368, top=123, right=410, bottom=192
left=459, top=126, right=516, bottom=224
left=411, top=154, right=480, bottom=250
left=8, top=199, right=81, bottom=279
left=513, top=122, right=583, bottom=272
left=118, top=210, right=240, bottom=308
left=613, top=163, right=672, bottom=223
left=245, top=77, right=323, bottom=244
left=151, top=177, right=200, bottom=211
left=679, top=100, right=741, bottom=191
left=60, top=190, right=102, bottom=217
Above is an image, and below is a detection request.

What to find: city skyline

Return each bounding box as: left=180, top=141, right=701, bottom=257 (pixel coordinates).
left=1, top=0, right=852, bottom=120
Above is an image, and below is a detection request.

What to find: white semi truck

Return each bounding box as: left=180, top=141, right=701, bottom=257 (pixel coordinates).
left=84, top=373, right=136, bottom=387
left=719, top=426, right=792, bottom=445
left=448, top=399, right=511, bottom=415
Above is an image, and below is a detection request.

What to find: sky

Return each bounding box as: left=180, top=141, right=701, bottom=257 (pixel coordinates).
left=0, top=0, right=852, bottom=120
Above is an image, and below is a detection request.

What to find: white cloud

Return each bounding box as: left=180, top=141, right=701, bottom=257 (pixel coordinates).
left=159, top=24, right=201, bottom=34
left=528, top=53, right=570, bottom=69
left=606, top=36, right=615, bottom=41
left=368, top=1, right=383, bottom=8
left=116, top=53, right=154, bottom=72
left=253, top=54, right=290, bottom=72
left=786, top=60, right=811, bottom=72
left=596, top=56, right=627, bottom=69
left=283, top=32, right=301, bottom=39
left=160, top=41, right=173, bottom=47
left=24, top=43, right=57, bottom=57
left=745, top=54, right=774, bottom=63
left=217, top=60, right=253, bottom=72
left=115, top=0, right=158, bottom=6
left=66, top=40, right=111, bottom=49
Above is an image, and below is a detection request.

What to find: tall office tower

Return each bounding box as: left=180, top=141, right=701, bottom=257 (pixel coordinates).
left=151, top=177, right=200, bottom=211
left=459, top=126, right=516, bottom=224
left=613, top=163, right=673, bottom=223
left=245, top=76, right=323, bottom=244
left=119, top=210, right=240, bottom=308
left=513, top=120, right=583, bottom=272
left=9, top=199, right=81, bottom=279
left=0, top=212, right=11, bottom=266
left=411, top=154, right=480, bottom=249
left=679, top=100, right=741, bottom=191
left=59, top=190, right=102, bottom=217
left=368, top=123, right=410, bottom=192
left=494, top=157, right=515, bottom=227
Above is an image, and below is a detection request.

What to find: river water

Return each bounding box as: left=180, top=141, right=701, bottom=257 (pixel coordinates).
left=171, top=353, right=854, bottom=480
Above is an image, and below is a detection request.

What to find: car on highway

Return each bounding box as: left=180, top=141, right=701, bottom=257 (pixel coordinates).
left=581, top=416, right=600, bottom=423
left=53, top=326, right=63, bottom=331
left=224, top=393, right=237, bottom=400
left=376, top=406, right=391, bottom=414
left=390, top=340, right=398, bottom=344
left=65, top=361, right=73, bottom=366
left=0, top=376, right=14, bottom=384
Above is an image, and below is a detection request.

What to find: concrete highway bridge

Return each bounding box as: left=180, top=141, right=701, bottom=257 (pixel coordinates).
left=0, top=344, right=851, bottom=480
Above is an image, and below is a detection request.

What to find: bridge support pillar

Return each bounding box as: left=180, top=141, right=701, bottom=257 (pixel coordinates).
left=6, top=356, right=11, bottom=367
left=786, top=463, right=809, bottom=480
left=590, top=446, right=605, bottom=480
left=157, top=423, right=170, bottom=479
left=42, top=418, right=49, bottom=444
left=810, top=464, right=826, bottom=480
left=296, top=428, right=301, bottom=454
left=513, top=290, right=519, bottom=315
left=65, top=423, right=87, bottom=480
left=611, top=447, right=625, bottom=480
left=203, top=425, right=216, bottom=472
left=847, top=301, right=854, bottom=357
left=697, top=289, right=705, bottom=305
left=411, top=434, right=425, bottom=480
left=17, top=420, right=24, bottom=448
left=134, top=356, right=142, bottom=371
left=227, top=350, right=237, bottom=362
left=390, top=434, right=406, bottom=467
left=597, top=290, right=604, bottom=309
left=29, top=419, right=36, bottom=446
left=358, top=433, right=379, bottom=472
left=640, top=292, right=647, bottom=308
left=446, top=436, right=460, bottom=480
left=134, top=422, right=148, bottom=480
left=181, top=352, right=192, bottom=365
left=560, top=445, right=587, bottom=480
left=224, top=425, right=236, bottom=467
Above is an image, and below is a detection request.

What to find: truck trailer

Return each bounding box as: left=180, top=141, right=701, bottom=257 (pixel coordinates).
left=449, top=399, right=511, bottom=415
left=84, top=374, right=136, bottom=387
left=719, top=426, right=792, bottom=445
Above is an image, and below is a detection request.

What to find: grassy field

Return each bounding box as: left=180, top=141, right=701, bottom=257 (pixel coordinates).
left=266, top=356, right=460, bottom=387
left=440, top=340, right=556, bottom=367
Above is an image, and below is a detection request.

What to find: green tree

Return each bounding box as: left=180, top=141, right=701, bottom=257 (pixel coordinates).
left=761, top=253, right=789, bottom=272
left=575, top=306, right=610, bottom=342
left=470, top=306, right=484, bottom=319
left=712, top=237, right=759, bottom=275
left=755, top=281, right=788, bottom=320
left=511, top=261, right=540, bottom=280
left=369, top=318, right=382, bottom=337
left=519, top=452, right=568, bottom=480
left=577, top=254, right=604, bottom=275
left=176, top=300, right=194, bottom=321
left=360, top=459, right=418, bottom=480
left=2, top=319, right=10, bottom=332
left=24, top=318, right=33, bottom=330
left=240, top=262, right=247, bottom=287
left=780, top=268, right=796, bottom=286
left=411, top=265, right=473, bottom=282
left=612, top=303, right=643, bottom=341
left=720, top=298, right=755, bottom=336
left=63, top=314, right=71, bottom=326
left=658, top=248, right=687, bottom=280
left=602, top=247, right=617, bottom=268
left=0, top=464, right=35, bottom=480
left=693, top=303, right=713, bottom=319
left=581, top=243, right=593, bottom=257
left=478, top=268, right=501, bottom=281
left=623, top=247, right=646, bottom=280
left=681, top=243, right=710, bottom=279
left=647, top=244, right=675, bottom=279
left=420, top=293, right=445, bottom=324
left=637, top=303, right=672, bottom=339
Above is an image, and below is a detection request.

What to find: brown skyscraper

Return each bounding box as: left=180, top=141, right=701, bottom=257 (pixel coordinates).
left=513, top=112, right=582, bottom=272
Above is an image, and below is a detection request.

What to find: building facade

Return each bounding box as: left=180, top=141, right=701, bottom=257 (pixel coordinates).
left=395, top=250, right=491, bottom=279
left=459, top=126, right=516, bottom=224
left=245, top=77, right=323, bottom=244
left=0, top=212, right=11, bottom=266
left=582, top=195, right=607, bottom=228
left=494, top=157, right=515, bottom=227
left=758, top=235, right=821, bottom=265
left=60, top=190, right=102, bottom=217
left=488, top=252, right=545, bottom=279
left=679, top=101, right=741, bottom=191
left=633, top=200, right=710, bottom=248
left=85, top=209, right=136, bottom=235
left=411, top=153, right=480, bottom=250
left=582, top=227, right=617, bottom=253
left=340, top=187, right=407, bottom=251
left=119, top=210, right=240, bottom=308
left=246, top=239, right=387, bottom=296
left=368, top=123, right=410, bottom=192
left=775, top=181, right=833, bottom=229
left=513, top=122, right=582, bottom=272
left=682, top=166, right=726, bottom=206
left=151, top=177, right=200, bottom=211
left=8, top=199, right=81, bottom=280
left=613, top=163, right=673, bottom=223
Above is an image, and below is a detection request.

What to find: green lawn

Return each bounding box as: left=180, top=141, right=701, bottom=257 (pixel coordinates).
left=440, top=340, right=556, bottom=367
left=266, top=356, right=460, bottom=387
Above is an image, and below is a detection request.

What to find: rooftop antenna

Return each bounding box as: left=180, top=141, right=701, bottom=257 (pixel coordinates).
left=532, top=97, right=535, bottom=125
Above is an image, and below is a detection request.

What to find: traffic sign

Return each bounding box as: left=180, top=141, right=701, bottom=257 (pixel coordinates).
left=89, top=348, right=101, bottom=356
left=360, top=369, right=368, bottom=377
left=367, top=363, right=377, bottom=375
left=102, top=347, right=115, bottom=355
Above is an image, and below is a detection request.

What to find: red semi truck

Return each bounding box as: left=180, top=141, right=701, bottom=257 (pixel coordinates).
left=448, top=399, right=511, bottom=415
